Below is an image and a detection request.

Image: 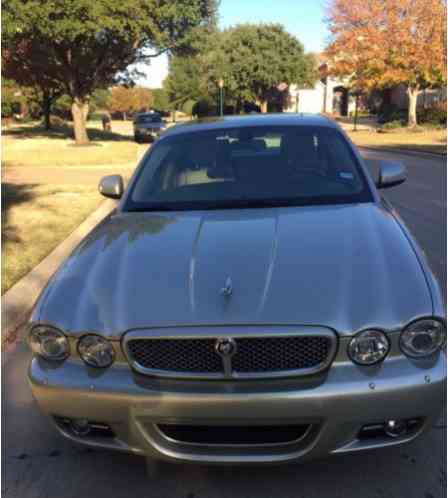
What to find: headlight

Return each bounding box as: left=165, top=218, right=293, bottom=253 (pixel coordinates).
left=400, top=319, right=446, bottom=358
left=348, top=329, right=390, bottom=365
left=78, top=335, right=115, bottom=368
left=29, top=325, right=70, bottom=361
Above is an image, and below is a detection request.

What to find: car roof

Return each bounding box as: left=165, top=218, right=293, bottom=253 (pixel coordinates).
left=161, top=113, right=339, bottom=138
left=135, top=112, right=160, bottom=118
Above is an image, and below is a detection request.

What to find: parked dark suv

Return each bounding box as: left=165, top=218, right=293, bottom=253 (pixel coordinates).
left=133, top=112, right=166, bottom=143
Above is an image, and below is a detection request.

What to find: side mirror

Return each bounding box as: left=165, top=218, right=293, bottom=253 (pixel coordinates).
left=376, top=160, right=407, bottom=189
left=98, top=175, right=124, bottom=199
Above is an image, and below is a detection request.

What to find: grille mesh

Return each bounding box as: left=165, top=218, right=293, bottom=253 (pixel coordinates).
left=127, top=338, right=222, bottom=373
left=126, top=335, right=333, bottom=377
left=232, top=336, right=330, bottom=373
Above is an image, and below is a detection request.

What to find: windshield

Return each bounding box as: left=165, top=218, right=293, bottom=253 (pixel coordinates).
left=125, top=126, right=373, bottom=211
left=135, top=114, right=162, bottom=124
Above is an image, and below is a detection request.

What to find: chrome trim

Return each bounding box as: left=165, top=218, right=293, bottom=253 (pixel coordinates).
left=153, top=423, right=314, bottom=449
left=122, top=326, right=338, bottom=380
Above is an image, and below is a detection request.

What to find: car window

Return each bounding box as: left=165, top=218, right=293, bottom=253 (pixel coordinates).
left=135, top=114, right=162, bottom=124
left=126, top=126, right=373, bottom=211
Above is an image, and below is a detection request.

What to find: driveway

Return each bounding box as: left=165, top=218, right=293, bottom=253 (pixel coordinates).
left=2, top=149, right=446, bottom=498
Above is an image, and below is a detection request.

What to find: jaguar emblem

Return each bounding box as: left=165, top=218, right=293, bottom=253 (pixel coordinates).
left=215, top=338, right=237, bottom=358
left=221, top=276, right=233, bottom=297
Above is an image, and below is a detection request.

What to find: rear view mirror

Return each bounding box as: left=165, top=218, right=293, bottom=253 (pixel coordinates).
left=376, top=160, right=407, bottom=189
left=98, top=175, right=124, bottom=199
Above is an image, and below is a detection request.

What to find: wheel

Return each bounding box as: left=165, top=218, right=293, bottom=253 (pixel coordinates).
left=134, top=133, right=141, bottom=144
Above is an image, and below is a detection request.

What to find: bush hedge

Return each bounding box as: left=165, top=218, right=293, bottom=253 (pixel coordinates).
left=382, top=120, right=403, bottom=130
left=417, top=103, right=447, bottom=126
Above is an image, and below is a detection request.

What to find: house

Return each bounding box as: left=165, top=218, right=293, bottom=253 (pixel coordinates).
left=284, top=62, right=357, bottom=116
left=284, top=58, right=446, bottom=116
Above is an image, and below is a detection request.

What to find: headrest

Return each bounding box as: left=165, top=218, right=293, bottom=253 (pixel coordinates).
left=207, top=139, right=233, bottom=179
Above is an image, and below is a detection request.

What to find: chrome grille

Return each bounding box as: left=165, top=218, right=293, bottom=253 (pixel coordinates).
left=125, top=330, right=337, bottom=379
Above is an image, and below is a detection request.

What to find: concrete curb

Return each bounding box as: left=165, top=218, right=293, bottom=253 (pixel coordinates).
left=359, top=145, right=446, bottom=159
left=1, top=198, right=117, bottom=345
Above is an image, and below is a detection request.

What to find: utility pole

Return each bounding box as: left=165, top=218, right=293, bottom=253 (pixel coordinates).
left=218, top=78, right=224, bottom=117
left=353, top=91, right=360, bottom=131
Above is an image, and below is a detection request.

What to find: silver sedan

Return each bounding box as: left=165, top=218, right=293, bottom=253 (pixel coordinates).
left=27, top=114, right=445, bottom=466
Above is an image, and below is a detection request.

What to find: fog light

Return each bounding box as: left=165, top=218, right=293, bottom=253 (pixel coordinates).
left=348, top=329, right=390, bottom=365
left=400, top=319, right=446, bottom=358
left=384, top=419, right=407, bottom=438
left=70, top=418, right=91, bottom=436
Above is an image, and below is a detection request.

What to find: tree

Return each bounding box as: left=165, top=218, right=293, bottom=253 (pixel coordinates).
left=1, top=78, right=22, bottom=118
left=90, top=88, right=111, bottom=111
left=133, top=87, right=153, bottom=112
left=2, top=42, right=64, bottom=129
left=192, top=97, right=215, bottom=117
left=107, top=86, right=133, bottom=119
left=325, top=0, right=447, bottom=127
left=2, top=0, right=218, bottom=143
left=107, top=86, right=153, bottom=118
left=202, top=24, right=316, bottom=113
left=164, top=55, right=203, bottom=108
left=152, top=88, right=169, bottom=111
left=182, top=99, right=196, bottom=117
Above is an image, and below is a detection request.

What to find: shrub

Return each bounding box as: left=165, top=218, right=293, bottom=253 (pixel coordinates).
left=1, top=117, right=13, bottom=127
left=88, top=112, right=105, bottom=122
left=192, top=98, right=215, bottom=118
left=417, top=103, right=447, bottom=126
left=182, top=99, right=196, bottom=117
left=49, top=115, right=66, bottom=127
left=382, top=120, right=403, bottom=130
left=1, top=100, right=13, bottom=118
left=377, top=103, right=408, bottom=125
left=53, top=95, right=72, bottom=120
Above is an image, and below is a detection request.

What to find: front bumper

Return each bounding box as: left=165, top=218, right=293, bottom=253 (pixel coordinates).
left=135, top=128, right=160, bottom=138
left=28, top=352, right=445, bottom=465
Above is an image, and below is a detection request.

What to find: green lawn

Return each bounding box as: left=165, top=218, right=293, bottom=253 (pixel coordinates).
left=1, top=120, right=139, bottom=293
left=2, top=120, right=141, bottom=167
left=347, top=128, right=447, bottom=155
left=2, top=183, right=103, bottom=294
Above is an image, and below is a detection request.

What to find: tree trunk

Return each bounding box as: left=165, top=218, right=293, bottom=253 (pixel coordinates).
left=260, top=100, right=268, bottom=113
left=71, top=98, right=89, bottom=144
left=42, top=91, right=52, bottom=130
left=83, top=102, right=89, bottom=122
left=407, top=86, right=419, bottom=128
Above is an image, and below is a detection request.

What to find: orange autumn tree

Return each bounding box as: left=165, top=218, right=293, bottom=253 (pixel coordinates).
left=325, top=0, right=447, bottom=127
left=107, top=86, right=154, bottom=119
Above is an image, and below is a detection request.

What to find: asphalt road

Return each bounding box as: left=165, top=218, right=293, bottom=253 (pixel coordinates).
left=2, top=149, right=446, bottom=498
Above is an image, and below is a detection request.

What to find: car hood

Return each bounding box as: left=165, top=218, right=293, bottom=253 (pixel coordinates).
left=36, top=203, right=432, bottom=337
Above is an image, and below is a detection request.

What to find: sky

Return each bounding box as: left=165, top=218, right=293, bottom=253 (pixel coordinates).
left=135, top=0, right=329, bottom=88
